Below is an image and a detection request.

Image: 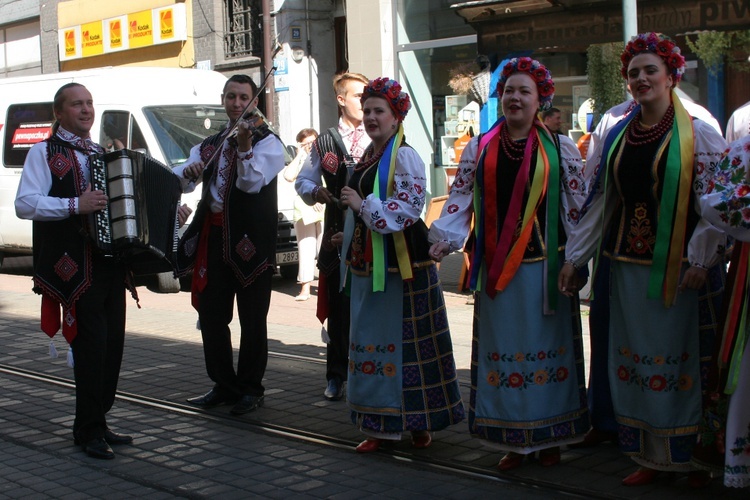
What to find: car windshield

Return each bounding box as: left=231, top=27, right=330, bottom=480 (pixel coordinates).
left=143, top=105, right=227, bottom=166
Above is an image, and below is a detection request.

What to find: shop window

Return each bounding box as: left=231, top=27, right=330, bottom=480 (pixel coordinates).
left=224, top=0, right=262, bottom=59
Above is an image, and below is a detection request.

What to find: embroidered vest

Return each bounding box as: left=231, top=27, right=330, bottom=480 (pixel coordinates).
left=604, top=134, right=699, bottom=263
left=314, top=131, right=350, bottom=275
left=32, top=140, right=92, bottom=308
left=174, top=129, right=278, bottom=287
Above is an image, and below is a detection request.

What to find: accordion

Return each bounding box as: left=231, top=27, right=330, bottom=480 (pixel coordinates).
left=89, top=149, right=183, bottom=275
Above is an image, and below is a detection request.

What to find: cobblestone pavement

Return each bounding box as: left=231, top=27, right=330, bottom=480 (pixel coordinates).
left=0, top=255, right=743, bottom=499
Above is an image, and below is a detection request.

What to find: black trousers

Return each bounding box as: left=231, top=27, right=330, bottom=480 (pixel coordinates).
left=197, top=225, right=272, bottom=397
left=71, top=255, right=126, bottom=443
left=324, top=265, right=350, bottom=383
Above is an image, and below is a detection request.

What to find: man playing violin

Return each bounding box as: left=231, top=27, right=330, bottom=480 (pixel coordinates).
left=173, top=74, right=285, bottom=415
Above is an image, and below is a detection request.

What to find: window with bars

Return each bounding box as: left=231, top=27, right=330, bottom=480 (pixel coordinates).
left=224, top=0, right=262, bottom=59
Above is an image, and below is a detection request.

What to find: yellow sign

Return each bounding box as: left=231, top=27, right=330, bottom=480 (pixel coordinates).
left=81, top=21, right=104, bottom=57
left=59, top=4, right=186, bottom=61
left=128, top=10, right=153, bottom=49
left=109, top=19, right=123, bottom=49
left=64, top=29, right=77, bottom=57
left=160, top=7, right=174, bottom=40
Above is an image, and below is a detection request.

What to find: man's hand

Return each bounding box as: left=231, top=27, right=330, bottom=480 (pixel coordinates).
left=182, top=161, right=205, bottom=181
left=330, top=231, right=344, bottom=247
left=78, top=183, right=108, bottom=214
left=314, top=186, right=336, bottom=205
left=177, top=204, right=193, bottom=228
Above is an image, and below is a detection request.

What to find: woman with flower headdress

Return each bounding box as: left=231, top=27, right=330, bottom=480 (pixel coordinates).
left=337, top=77, right=465, bottom=453
left=429, top=57, right=589, bottom=471
left=559, top=32, right=727, bottom=487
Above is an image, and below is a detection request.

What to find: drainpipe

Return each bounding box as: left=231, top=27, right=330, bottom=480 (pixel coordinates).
left=306, top=0, right=313, bottom=126
left=262, top=0, right=276, bottom=124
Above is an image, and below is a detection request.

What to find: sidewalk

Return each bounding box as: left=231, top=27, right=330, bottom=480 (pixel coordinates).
left=0, top=257, right=743, bottom=499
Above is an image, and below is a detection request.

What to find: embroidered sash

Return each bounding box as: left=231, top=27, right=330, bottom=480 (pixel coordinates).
left=469, top=119, right=558, bottom=309
left=719, top=243, right=750, bottom=394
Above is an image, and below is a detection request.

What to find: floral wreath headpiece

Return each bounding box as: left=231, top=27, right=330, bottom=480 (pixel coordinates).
left=496, top=57, right=555, bottom=112
left=361, top=77, right=412, bottom=121
left=620, top=32, right=685, bottom=85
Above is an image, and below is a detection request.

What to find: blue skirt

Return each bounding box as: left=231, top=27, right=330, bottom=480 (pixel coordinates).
left=468, top=261, right=589, bottom=454
left=610, top=261, right=722, bottom=470
left=347, top=264, right=465, bottom=434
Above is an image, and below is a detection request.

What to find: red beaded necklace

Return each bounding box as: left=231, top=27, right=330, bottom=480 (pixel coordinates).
left=500, top=124, right=534, bottom=162
left=626, top=104, right=675, bottom=146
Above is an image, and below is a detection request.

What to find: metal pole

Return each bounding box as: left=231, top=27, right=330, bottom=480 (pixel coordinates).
left=622, top=0, right=638, bottom=43
left=262, top=0, right=275, bottom=124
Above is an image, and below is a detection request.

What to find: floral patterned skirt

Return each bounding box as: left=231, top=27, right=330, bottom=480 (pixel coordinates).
left=348, top=264, right=465, bottom=435
left=468, top=261, right=589, bottom=454
left=610, top=261, right=720, bottom=471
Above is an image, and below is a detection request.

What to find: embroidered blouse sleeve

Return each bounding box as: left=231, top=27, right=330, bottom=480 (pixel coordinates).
left=235, top=134, right=286, bottom=193
left=688, top=120, right=729, bottom=268
left=563, top=125, right=619, bottom=268
left=15, top=143, right=77, bottom=221
left=358, top=146, right=425, bottom=235
left=427, top=137, right=478, bottom=250
left=558, top=135, right=586, bottom=235
left=699, top=137, right=750, bottom=241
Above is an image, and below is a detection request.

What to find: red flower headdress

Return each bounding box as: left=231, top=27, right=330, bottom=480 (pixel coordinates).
left=496, top=57, right=555, bottom=112
left=361, top=77, right=412, bottom=121
left=620, top=32, right=685, bottom=84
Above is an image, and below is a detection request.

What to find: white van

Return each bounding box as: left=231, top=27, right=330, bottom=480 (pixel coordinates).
left=0, top=66, right=297, bottom=290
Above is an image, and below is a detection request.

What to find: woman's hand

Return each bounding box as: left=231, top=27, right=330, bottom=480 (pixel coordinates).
left=340, top=186, right=363, bottom=213
left=429, top=242, right=451, bottom=262
left=558, top=262, right=579, bottom=297
left=679, top=265, right=708, bottom=291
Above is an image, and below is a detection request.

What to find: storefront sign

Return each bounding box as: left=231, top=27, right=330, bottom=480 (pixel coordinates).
left=58, top=3, right=187, bottom=61
left=81, top=20, right=104, bottom=57
left=462, top=0, right=750, bottom=52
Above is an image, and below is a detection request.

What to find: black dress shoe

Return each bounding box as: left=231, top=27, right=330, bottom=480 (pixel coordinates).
left=75, top=429, right=134, bottom=446
left=324, top=379, right=344, bottom=401
left=81, top=437, right=115, bottom=460
left=105, top=429, right=133, bottom=445
left=187, top=388, right=237, bottom=408
left=230, top=395, right=264, bottom=415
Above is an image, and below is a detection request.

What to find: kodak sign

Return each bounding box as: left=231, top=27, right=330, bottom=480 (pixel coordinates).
left=58, top=4, right=186, bottom=61
left=81, top=21, right=104, bottom=57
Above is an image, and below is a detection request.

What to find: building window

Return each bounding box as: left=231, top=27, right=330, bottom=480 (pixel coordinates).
left=224, top=0, right=262, bottom=59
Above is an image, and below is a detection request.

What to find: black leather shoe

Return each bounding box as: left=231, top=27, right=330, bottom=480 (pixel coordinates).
left=75, top=429, right=133, bottom=446
left=324, top=379, right=345, bottom=401
left=81, top=437, right=115, bottom=459
left=230, top=395, right=264, bottom=415
left=187, top=388, right=237, bottom=408
left=105, top=429, right=133, bottom=445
